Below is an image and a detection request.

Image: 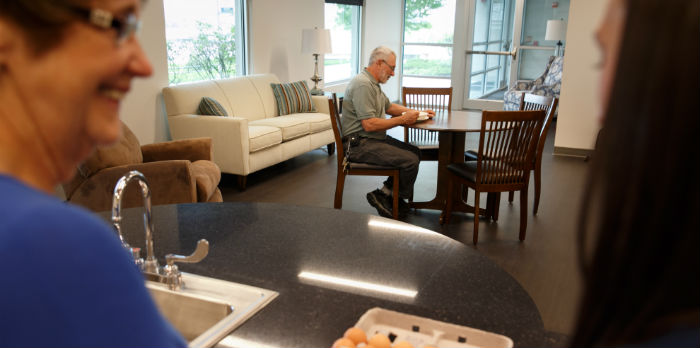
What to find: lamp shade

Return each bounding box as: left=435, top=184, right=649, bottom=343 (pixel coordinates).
left=545, top=19, right=566, bottom=41
left=302, top=28, right=332, bottom=54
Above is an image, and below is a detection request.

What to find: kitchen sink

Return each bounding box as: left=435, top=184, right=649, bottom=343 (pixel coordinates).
left=146, top=272, right=278, bottom=348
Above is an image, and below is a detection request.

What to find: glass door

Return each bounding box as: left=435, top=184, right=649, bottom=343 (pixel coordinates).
left=463, top=0, right=570, bottom=110
left=463, top=0, right=520, bottom=110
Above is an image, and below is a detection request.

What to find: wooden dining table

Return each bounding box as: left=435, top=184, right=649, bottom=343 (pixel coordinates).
left=406, top=109, right=499, bottom=217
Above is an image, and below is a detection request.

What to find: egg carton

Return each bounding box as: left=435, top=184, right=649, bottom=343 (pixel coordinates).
left=354, top=308, right=513, bottom=348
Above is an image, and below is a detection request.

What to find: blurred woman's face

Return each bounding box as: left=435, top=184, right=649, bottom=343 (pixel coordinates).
left=0, top=0, right=152, bottom=181
left=596, top=0, right=627, bottom=120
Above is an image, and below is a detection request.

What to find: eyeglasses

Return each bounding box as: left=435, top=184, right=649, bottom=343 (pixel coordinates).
left=66, top=7, right=141, bottom=43
left=381, top=60, right=396, bottom=72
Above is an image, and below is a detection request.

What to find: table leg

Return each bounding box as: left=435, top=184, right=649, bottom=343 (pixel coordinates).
left=410, top=131, right=496, bottom=218
left=411, top=131, right=476, bottom=214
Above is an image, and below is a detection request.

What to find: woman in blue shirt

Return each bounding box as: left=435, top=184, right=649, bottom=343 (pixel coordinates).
left=0, top=1, right=186, bottom=346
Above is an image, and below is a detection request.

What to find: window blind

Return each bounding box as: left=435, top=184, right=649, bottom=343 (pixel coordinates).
left=325, top=0, right=363, bottom=6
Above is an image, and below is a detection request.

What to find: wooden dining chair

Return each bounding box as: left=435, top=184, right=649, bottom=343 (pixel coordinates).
left=441, top=109, right=546, bottom=245
left=516, top=94, right=558, bottom=215
left=402, top=87, right=452, bottom=161
left=328, top=98, right=400, bottom=219
left=466, top=93, right=558, bottom=216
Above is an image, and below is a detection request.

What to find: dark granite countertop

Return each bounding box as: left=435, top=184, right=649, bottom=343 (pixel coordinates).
left=105, top=202, right=545, bottom=347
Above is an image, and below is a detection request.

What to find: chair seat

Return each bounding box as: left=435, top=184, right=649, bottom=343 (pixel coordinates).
left=447, top=161, right=523, bottom=183
left=347, top=161, right=398, bottom=171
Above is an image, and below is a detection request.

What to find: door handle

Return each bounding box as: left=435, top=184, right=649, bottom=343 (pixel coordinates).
left=466, top=48, right=517, bottom=60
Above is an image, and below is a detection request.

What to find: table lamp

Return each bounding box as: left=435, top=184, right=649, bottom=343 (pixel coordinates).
left=301, top=27, right=332, bottom=96
left=545, top=19, right=566, bottom=56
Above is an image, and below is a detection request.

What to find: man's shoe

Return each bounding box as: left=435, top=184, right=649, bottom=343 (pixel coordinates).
left=367, top=189, right=393, bottom=218
left=398, top=199, right=410, bottom=216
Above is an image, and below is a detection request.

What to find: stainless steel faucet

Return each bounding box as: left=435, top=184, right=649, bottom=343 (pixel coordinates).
left=112, top=170, right=158, bottom=273
left=111, top=170, right=209, bottom=290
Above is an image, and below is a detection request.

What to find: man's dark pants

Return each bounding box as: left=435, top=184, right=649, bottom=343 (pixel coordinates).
left=345, top=136, right=421, bottom=199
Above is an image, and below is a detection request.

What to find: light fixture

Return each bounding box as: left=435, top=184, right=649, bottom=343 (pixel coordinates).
left=545, top=19, right=566, bottom=56
left=301, top=27, right=332, bottom=96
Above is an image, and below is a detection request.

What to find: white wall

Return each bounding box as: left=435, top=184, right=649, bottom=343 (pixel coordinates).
left=451, top=0, right=469, bottom=110
left=362, top=0, right=404, bottom=102
left=248, top=0, right=324, bottom=83
left=554, top=0, right=607, bottom=152
left=120, top=0, right=169, bottom=144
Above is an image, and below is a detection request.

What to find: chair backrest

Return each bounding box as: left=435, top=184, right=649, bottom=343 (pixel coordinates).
left=475, top=110, right=545, bottom=185
left=330, top=92, right=341, bottom=117
left=402, top=87, right=453, bottom=111
left=542, top=56, right=564, bottom=87
left=402, top=87, right=452, bottom=146
left=532, top=56, right=556, bottom=87
left=520, top=93, right=559, bottom=162
left=327, top=97, right=346, bottom=170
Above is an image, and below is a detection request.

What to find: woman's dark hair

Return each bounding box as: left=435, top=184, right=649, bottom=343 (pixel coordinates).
left=0, top=0, right=87, bottom=55
left=572, top=0, right=699, bottom=346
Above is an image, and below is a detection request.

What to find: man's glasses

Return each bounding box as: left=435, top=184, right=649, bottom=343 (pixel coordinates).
left=381, top=60, right=396, bottom=72
left=67, top=7, right=141, bottom=43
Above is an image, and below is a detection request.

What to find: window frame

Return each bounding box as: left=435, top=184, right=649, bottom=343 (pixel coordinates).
left=323, top=0, right=363, bottom=86
left=163, top=0, right=248, bottom=85
left=400, top=0, right=456, bottom=88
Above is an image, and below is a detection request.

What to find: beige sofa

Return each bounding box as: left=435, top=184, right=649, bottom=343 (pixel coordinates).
left=162, top=74, right=334, bottom=189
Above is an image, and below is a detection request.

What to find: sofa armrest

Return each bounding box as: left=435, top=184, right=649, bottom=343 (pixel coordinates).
left=168, top=114, right=250, bottom=175
left=141, top=137, right=212, bottom=162
left=67, top=161, right=197, bottom=212
left=312, top=95, right=330, bottom=114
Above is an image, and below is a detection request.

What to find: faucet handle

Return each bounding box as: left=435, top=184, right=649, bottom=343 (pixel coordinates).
left=162, top=239, right=209, bottom=290
left=130, top=247, right=145, bottom=271
left=165, top=239, right=209, bottom=266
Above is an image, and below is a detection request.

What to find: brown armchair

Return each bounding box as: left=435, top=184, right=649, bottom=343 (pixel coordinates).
left=63, top=122, right=223, bottom=212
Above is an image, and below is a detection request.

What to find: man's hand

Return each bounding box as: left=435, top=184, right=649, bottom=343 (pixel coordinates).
left=423, top=109, right=436, bottom=118
left=402, top=110, right=419, bottom=125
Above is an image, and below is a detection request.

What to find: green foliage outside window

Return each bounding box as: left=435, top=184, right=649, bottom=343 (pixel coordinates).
left=334, top=0, right=443, bottom=32
left=403, top=0, right=444, bottom=32
left=403, top=58, right=452, bottom=76
left=167, top=22, right=237, bottom=85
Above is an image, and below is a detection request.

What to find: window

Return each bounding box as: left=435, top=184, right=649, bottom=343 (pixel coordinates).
left=469, top=0, right=513, bottom=99
left=163, top=0, right=246, bottom=85
left=324, top=0, right=362, bottom=85
left=401, top=0, right=456, bottom=88
left=517, top=0, right=570, bottom=80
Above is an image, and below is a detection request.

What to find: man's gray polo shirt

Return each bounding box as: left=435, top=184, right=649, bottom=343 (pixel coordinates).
left=341, top=69, right=392, bottom=140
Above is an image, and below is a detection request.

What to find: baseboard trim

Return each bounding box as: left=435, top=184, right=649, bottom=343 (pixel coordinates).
left=553, top=146, right=593, bottom=159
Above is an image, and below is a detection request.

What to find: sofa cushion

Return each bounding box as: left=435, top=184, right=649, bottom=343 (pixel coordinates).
left=248, top=125, right=283, bottom=152
left=289, top=112, right=332, bottom=133
left=163, top=80, right=232, bottom=116
left=215, top=77, right=267, bottom=121
left=250, top=115, right=310, bottom=141
left=270, top=81, right=317, bottom=116
left=197, top=97, right=228, bottom=116
left=246, top=74, right=281, bottom=118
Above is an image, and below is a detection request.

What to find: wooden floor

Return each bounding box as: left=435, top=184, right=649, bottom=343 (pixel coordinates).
left=220, top=122, right=587, bottom=343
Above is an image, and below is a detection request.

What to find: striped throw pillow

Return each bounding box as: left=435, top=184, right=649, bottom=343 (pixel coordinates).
left=270, top=81, right=317, bottom=116
left=197, top=97, right=228, bottom=116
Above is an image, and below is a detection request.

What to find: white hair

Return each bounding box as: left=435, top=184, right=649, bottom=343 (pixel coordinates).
left=368, top=46, right=396, bottom=65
